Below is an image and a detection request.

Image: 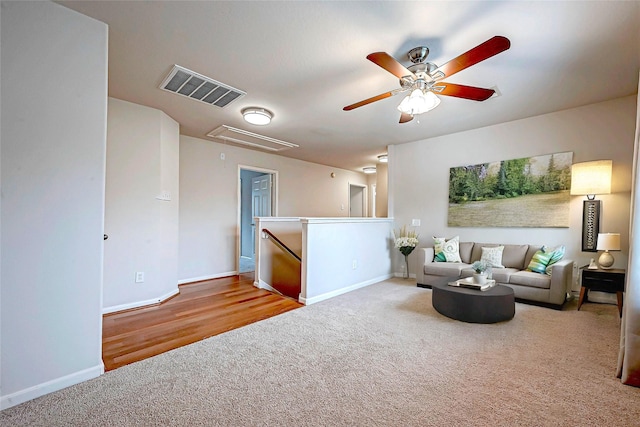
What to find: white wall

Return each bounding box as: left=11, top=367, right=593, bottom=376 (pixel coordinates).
left=103, top=98, right=180, bottom=312
left=0, top=1, right=107, bottom=409
left=179, top=135, right=368, bottom=282
left=391, top=96, right=637, bottom=289
left=301, top=218, right=394, bottom=304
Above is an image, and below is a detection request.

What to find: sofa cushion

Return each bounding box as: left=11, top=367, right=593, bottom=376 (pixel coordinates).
left=481, top=246, right=505, bottom=268
left=459, top=242, right=474, bottom=264
left=501, top=245, right=530, bottom=269
left=425, top=262, right=469, bottom=277
left=492, top=268, right=520, bottom=283
left=470, top=243, right=529, bottom=269
left=510, top=271, right=552, bottom=289
left=461, top=267, right=519, bottom=283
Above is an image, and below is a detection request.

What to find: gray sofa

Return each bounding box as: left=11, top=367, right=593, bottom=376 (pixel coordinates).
left=416, top=242, right=573, bottom=309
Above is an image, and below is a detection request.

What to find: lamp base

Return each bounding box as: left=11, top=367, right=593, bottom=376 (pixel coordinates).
left=598, top=251, right=614, bottom=269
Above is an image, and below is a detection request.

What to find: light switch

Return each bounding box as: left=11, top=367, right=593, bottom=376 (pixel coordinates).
left=412, top=219, right=421, bottom=226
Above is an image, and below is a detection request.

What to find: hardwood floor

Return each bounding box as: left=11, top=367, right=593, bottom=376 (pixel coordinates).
left=102, top=273, right=303, bottom=371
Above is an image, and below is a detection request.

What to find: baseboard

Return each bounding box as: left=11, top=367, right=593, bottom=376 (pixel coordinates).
left=394, top=272, right=416, bottom=279
left=177, top=271, right=237, bottom=285
left=300, top=274, right=394, bottom=305
left=102, top=288, right=180, bottom=314
left=256, top=279, right=285, bottom=297
left=0, top=363, right=103, bottom=410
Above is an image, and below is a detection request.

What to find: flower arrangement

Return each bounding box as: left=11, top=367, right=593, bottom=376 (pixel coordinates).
left=394, top=225, right=419, bottom=279
left=471, top=260, right=490, bottom=274
left=393, top=225, right=419, bottom=256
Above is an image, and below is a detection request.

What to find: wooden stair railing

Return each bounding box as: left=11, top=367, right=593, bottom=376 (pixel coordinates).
left=261, top=229, right=301, bottom=262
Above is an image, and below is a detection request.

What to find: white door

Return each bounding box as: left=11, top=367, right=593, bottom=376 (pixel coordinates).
left=252, top=174, right=272, bottom=254
left=349, top=184, right=367, bottom=217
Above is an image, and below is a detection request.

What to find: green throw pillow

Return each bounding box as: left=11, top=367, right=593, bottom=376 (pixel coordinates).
left=527, top=245, right=565, bottom=275
left=545, top=245, right=566, bottom=275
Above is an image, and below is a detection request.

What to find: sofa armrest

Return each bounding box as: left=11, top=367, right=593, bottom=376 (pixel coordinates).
left=417, top=247, right=434, bottom=285
left=548, top=259, right=573, bottom=305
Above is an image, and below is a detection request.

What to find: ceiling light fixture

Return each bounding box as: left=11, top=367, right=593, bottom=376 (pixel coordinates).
left=397, top=89, right=440, bottom=115
left=377, top=154, right=388, bottom=163
left=363, top=167, right=377, bottom=174
left=242, top=107, right=273, bottom=125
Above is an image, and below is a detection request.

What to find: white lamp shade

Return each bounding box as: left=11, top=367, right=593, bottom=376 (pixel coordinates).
left=397, top=89, right=440, bottom=115
left=570, top=160, right=612, bottom=196
left=596, top=233, right=621, bottom=251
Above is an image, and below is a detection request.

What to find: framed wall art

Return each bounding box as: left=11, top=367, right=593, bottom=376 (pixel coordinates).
left=448, top=151, right=573, bottom=228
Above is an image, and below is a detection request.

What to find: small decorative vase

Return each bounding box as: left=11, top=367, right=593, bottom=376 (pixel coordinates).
left=404, top=254, right=410, bottom=279
left=473, top=273, right=487, bottom=285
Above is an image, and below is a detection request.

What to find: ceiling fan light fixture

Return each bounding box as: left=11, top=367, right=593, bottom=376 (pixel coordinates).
left=363, top=166, right=377, bottom=174
left=242, top=107, right=273, bottom=125
left=397, top=89, right=440, bottom=115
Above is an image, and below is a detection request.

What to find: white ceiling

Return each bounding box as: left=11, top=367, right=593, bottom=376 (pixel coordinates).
left=58, top=1, right=639, bottom=172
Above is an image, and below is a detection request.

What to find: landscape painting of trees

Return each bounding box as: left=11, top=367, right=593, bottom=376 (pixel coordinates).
left=448, top=152, right=573, bottom=227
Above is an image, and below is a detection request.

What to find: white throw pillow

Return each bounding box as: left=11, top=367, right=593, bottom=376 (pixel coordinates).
left=442, top=236, right=462, bottom=263
left=481, top=246, right=505, bottom=268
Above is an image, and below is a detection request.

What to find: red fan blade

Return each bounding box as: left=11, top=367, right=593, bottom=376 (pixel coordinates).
left=399, top=112, right=414, bottom=124
left=433, top=82, right=495, bottom=101
left=367, top=52, right=416, bottom=79
left=433, top=36, right=510, bottom=80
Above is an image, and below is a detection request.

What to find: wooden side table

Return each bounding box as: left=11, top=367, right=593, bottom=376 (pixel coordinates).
left=578, top=266, right=626, bottom=317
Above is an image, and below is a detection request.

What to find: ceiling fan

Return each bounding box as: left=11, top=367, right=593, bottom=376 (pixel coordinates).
left=343, top=36, right=511, bottom=124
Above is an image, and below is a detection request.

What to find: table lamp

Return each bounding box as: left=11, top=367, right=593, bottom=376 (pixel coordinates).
left=570, top=160, right=612, bottom=252
left=596, top=232, right=620, bottom=269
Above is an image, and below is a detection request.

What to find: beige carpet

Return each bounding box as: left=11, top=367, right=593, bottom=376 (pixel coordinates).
left=2, top=279, right=639, bottom=426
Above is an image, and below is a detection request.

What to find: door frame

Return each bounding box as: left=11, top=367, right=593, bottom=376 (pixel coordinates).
left=348, top=182, right=368, bottom=217
left=237, top=165, right=278, bottom=274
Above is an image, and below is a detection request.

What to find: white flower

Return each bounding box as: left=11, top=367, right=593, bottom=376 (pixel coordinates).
left=394, top=236, right=419, bottom=248
left=393, top=225, right=419, bottom=256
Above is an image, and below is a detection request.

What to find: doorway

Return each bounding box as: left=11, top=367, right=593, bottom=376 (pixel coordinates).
left=349, top=183, right=368, bottom=217
left=239, top=166, right=277, bottom=273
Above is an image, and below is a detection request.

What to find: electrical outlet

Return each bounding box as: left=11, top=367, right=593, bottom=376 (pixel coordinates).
left=156, top=191, right=171, bottom=201
left=412, top=219, right=421, bottom=226
left=352, top=260, right=357, bottom=269
left=135, top=272, right=144, bottom=283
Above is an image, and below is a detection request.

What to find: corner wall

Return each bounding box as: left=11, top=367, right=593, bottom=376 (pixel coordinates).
left=392, top=96, right=637, bottom=291
left=1, top=1, right=107, bottom=408
left=103, top=98, right=180, bottom=312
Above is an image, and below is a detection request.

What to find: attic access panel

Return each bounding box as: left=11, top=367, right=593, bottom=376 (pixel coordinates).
left=207, top=125, right=299, bottom=152
left=159, top=65, right=245, bottom=108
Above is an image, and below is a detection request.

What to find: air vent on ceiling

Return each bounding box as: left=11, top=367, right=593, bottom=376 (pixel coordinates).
left=159, top=65, right=245, bottom=108
left=206, top=125, right=299, bottom=152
